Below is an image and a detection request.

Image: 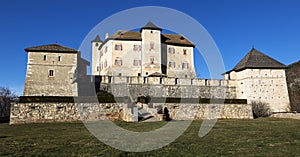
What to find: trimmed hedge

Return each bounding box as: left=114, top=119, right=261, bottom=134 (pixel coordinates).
left=19, top=96, right=118, bottom=103
left=19, top=96, right=247, bottom=104
left=137, top=97, right=247, bottom=104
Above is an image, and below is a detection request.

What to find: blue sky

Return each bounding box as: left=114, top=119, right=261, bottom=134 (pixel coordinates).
left=1, top=0, right=300, bottom=95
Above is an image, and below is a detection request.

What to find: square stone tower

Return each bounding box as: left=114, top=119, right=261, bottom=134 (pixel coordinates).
left=23, top=44, right=78, bottom=96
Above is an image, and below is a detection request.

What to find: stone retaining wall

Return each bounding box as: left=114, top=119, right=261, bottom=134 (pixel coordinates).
left=10, top=102, right=253, bottom=124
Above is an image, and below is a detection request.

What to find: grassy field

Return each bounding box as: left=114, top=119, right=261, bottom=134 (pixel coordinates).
left=0, top=118, right=300, bottom=157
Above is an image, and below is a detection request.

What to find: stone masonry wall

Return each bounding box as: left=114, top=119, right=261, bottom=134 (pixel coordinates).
left=10, top=102, right=252, bottom=124
left=157, top=103, right=253, bottom=120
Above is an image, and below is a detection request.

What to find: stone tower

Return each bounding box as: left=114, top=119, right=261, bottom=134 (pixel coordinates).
left=91, top=35, right=103, bottom=75
left=23, top=44, right=78, bottom=96
left=140, top=22, right=162, bottom=76
left=224, top=48, right=290, bottom=112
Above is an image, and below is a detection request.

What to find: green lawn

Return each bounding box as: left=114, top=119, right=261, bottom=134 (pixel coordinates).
left=1, top=118, right=300, bottom=157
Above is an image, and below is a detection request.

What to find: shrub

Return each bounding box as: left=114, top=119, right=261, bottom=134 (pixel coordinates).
left=251, top=101, right=272, bottom=118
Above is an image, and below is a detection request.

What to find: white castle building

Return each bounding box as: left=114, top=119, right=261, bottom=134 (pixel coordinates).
left=224, top=48, right=290, bottom=112
left=22, top=22, right=291, bottom=113
left=91, top=22, right=196, bottom=78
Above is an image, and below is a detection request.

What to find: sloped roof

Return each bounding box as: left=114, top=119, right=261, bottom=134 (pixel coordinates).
left=140, top=21, right=162, bottom=31
left=227, top=48, right=286, bottom=73
left=99, top=31, right=195, bottom=48
left=288, top=60, right=300, bottom=68
left=109, top=31, right=142, bottom=41
left=98, top=22, right=195, bottom=48
left=162, top=34, right=195, bottom=47
left=92, top=35, right=103, bottom=43
left=25, top=44, right=78, bottom=53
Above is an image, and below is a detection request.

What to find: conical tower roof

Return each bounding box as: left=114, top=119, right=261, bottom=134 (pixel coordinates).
left=92, top=35, right=103, bottom=42
left=140, top=21, right=162, bottom=31
left=227, top=48, right=286, bottom=73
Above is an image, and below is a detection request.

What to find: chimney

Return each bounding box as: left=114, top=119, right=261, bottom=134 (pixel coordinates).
left=105, top=33, right=109, bottom=39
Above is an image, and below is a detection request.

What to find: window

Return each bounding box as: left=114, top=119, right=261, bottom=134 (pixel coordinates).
left=133, top=45, right=141, bottom=51
left=58, top=56, right=61, bottom=61
left=183, top=49, right=187, bottom=55
left=43, top=55, right=47, bottom=61
left=169, top=61, right=176, bottom=68
left=49, top=70, right=54, bottom=77
left=150, top=42, right=154, bottom=50
left=97, top=66, right=100, bottom=71
left=182, top=62, right=189, bottom=69
left=115, top=57, right=122, bottom=66
left=104, top=46, right=108, bottom=53
left=115, top=44, right=123, bottom=51
left=95, top=43, right=99, bottom=47
left=150, top=57, right=155, bottom=64
left=168, top=47, right=175, bottom=54
left=104, top=60, right=107, bottom=68
left=133, top=59, right=141, bottom=66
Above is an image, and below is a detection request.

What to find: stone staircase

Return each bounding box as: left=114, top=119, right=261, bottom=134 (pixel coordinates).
left=137, top=103, right=162, bottom=122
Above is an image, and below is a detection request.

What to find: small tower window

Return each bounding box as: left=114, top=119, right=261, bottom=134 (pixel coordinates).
left=150, top=42, right=154, bottom=50
left=95, top=43, right=99, bottom=47
left=58, top=56, right=61, bottom=61
left=43, top=55, right=47, bottom=61
left=183, top=49, right=187, bottom=55
left=150, top=57, right=155, bottom=64
left=49, top=70, right=54, bottom=77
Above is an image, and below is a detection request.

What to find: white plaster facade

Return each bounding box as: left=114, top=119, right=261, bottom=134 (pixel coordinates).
left=224, top=49, right=290, bottom=112
left=91, top=22, right=196, bottom=78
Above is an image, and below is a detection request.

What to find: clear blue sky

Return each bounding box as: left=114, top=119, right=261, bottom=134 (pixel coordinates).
left=1, top=0, right=300, bottom=95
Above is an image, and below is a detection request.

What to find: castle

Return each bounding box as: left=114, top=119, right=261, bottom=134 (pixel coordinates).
left=22, top=22, right=290, bottom=113
left=91, top=22, right=196, bottom=78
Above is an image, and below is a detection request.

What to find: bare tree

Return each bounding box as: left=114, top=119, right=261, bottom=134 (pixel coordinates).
left=0, top=87, right=18, bottom=121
